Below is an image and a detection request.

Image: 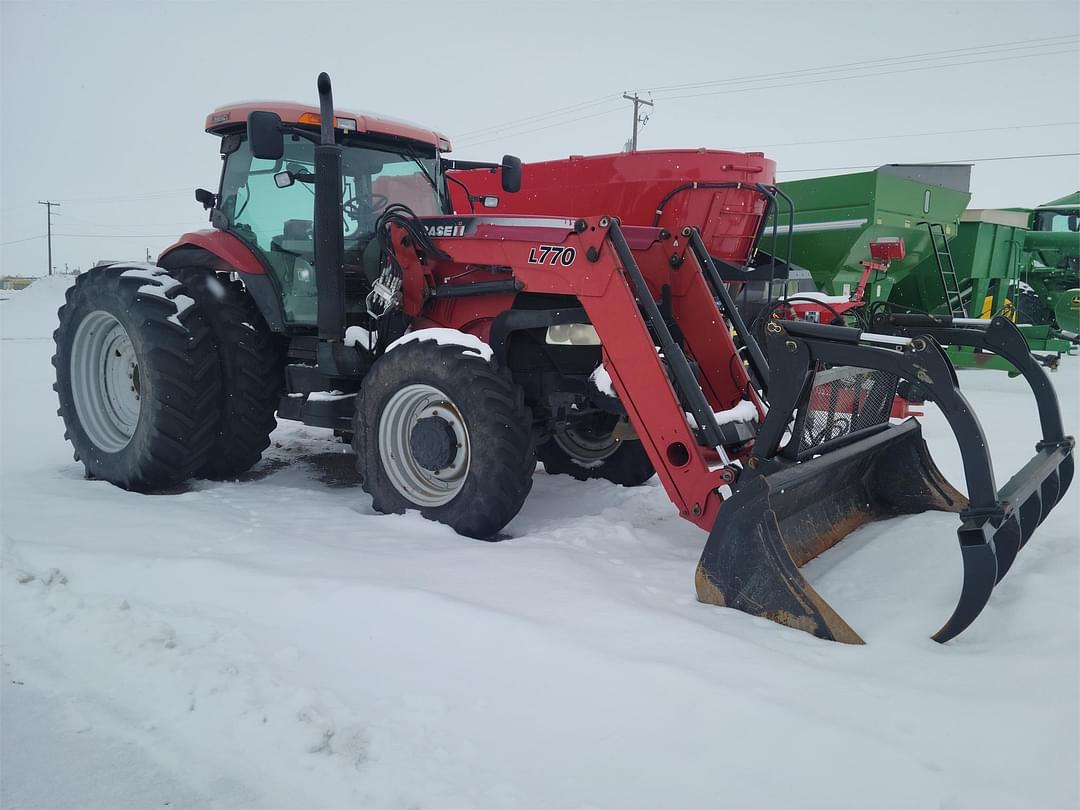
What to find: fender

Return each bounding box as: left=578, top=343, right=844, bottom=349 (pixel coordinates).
left=157, top=230, right=265, bottom=275
left=157, top=230, right=286, bottom=332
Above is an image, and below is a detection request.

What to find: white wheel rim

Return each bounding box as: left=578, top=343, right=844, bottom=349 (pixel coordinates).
left=378, top=383, right=470, bottom=507
left=70, top=310, right=141, bottom=452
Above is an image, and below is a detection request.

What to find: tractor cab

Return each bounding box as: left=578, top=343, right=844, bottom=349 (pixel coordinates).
left=203, top=102, right=452, bottom=326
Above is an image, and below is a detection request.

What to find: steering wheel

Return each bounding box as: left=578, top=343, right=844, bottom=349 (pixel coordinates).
left=343, top=193, right=390, bottom=222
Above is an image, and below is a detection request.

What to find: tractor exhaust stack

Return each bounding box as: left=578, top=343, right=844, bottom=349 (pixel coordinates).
left=313, top=71, right=346, bottom=342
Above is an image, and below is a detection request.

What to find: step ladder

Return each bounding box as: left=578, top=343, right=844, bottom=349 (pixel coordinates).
left=921, top=221, right=967, bottom=317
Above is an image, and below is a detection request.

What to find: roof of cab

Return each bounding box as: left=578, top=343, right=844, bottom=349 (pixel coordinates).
left=205, top=101, right=451, bottom=151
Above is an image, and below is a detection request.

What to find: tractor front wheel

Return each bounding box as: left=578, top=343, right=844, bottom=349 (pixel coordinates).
left=52, top=265, right=221, bottom=491
left=354, top=339, right=534, bottom=539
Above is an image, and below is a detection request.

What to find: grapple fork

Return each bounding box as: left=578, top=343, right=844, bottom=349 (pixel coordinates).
left=695, top=317, right=1074, bottom=643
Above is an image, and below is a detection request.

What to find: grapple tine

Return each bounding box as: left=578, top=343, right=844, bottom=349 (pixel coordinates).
left=992, top=517, right=1022, bottom=584
left=1037, top=468, right=1061, bottom=528
left=932, top=539, right=999, bottom=643
left=1058, top=453, right=1074, bottom=500
left=1016, top=494, right=1042, bottom=551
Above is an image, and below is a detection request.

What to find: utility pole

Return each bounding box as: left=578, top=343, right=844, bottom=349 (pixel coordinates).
left=622, top=92, right=654, bottom=152
left=37, top=200, right=60, bottom=276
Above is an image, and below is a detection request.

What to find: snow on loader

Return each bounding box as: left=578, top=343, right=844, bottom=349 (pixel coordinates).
left=53, top=74, right=1074, bottom=644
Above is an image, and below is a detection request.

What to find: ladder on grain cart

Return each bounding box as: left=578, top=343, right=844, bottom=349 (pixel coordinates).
left=921, top=221, right=967, bottom=317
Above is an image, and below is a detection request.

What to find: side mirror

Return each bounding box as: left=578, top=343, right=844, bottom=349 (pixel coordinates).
left=1068, top=213, right=1078, bottom=232
left=247, top=111, right=284, bottom=161
left=501, top=154, right=522, bottom=193
left=195, top=188, right=216, bottom=210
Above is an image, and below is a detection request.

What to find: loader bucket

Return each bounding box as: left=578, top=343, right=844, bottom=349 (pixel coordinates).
left=696, top=420, right=965, bottom=643
left=697, top=317, right=1074, bottom=643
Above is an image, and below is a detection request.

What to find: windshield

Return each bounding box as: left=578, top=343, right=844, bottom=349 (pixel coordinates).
left=1033, top=209, right=1080, bottom=233
left=218, top=134, right=442, bottom=324
left=220, top=136, right=441, bottom=247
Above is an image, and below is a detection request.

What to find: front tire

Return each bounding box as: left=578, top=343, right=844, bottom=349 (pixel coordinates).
left=354, top=339, right=534, bottom=539
left=53, top=265, right=221, bottom=491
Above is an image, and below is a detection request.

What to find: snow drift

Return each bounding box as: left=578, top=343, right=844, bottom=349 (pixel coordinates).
left=2, top=275, right=1077, bottom=809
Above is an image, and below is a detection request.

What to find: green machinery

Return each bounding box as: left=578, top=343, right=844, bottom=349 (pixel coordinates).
left=1025, top=191, right=1080, bottom=334
left=890, top=204, right=1078, bottom=370
left=773, top=164, right=971, bottom=303
left=773, top=167, right=1077, bottom=371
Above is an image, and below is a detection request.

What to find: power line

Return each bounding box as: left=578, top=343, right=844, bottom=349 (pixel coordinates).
left=650, top=47, right=1077, bottom=103
left=454, top=93, right=621, bottom=139
left=55, top=188, right=192, bottom=203
left=0, top=234, right=45, bottom=246
left=451, top=35, right=1076, bottom=147
left=642, top=34, right=1077, bottom=95
left=59, top=215, right=207, bottom=229
left=454, top=46, right=1076, bottom=149
left=742, top=121, right=1080, bottom=150
left=776, top=151, right=1080, bottom=174
left=456, top=107, right=626, bottom=149
left=54, top=233, right=183, bottom=238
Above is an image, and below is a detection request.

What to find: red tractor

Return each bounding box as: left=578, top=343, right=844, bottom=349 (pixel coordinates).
left=54, top=73, right=1073, bottom=643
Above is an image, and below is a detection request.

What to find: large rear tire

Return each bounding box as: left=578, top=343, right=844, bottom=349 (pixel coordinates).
left=354, top=339, right=534, bottom=539
left=52, top=265, right=221, bottom=491
left=175, top=270, right=283, bottom=479
left=538, top=415, right=655, bottom=487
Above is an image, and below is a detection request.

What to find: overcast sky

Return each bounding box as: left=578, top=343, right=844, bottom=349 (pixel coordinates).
left=2, top=0, right=1078, bottom=277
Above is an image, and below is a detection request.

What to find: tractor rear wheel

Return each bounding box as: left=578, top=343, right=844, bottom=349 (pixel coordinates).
left=52, top=265, right=221, bottom=491
left=538, top=415, right=655, bottom=487
left=354, top=339, right=534, bottom=539
left=175, top=270, right=283, bottom=479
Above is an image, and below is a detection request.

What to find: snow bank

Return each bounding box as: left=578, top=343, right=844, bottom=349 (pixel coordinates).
left=2, top=276, right=1078, bottom=809
left=0, top=275, right=76, bottom=339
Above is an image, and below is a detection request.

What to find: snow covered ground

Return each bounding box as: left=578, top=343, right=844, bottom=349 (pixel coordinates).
left=2, top=276, right=1078, bottom=809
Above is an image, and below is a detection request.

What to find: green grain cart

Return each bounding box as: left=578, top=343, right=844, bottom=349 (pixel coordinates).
left=891, top=207, right=1075, bottom=370
left=775, top=168, right=1076, bottom=370
left=774, top=164, right=972, bottom=302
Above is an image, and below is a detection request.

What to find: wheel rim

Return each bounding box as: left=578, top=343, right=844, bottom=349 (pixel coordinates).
left=553, top=418, right=622, bottom=466
left=378, top=383, right=470, bottom=507
left=70, top=311, right=141, bottom=453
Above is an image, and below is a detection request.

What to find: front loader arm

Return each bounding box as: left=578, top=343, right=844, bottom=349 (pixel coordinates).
left=394, top=216, right=746, bottom=526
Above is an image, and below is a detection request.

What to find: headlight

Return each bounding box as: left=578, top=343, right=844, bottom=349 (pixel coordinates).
left=545, top=323, right=601, bottom=346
